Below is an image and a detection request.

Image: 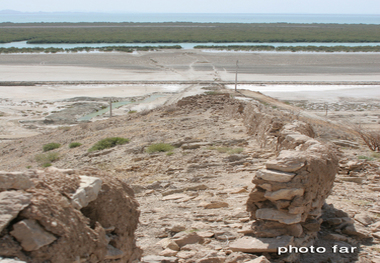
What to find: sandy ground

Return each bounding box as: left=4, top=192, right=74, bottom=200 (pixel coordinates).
left=1, top=50, right=380, bottom=82
left=1, top=49, right=380, bottom=139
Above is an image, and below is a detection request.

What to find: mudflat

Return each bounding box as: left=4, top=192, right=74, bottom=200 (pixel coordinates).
left=1, top=50, right=380, bottom=82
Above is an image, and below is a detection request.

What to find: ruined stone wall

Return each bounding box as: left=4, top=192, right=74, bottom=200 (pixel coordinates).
left=0, top=167, right=141, bottom=263
left=246, top=120, right=338, bottom=240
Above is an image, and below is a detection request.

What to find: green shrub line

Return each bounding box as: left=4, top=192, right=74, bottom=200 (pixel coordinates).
left=1, top=22, right=380, bottom=44
left=69, top=142, right=82, bottom=148
left=2, top=44, right=380, bottom=54
left=194, top=45, right=380, bottom=52
left=0, top=45, right=182, bottom=54
left=43, top=142, right=61, bottom=152
left=146, top=143, right=175, bottom=153
left=88, top=137, right=130, bottom=152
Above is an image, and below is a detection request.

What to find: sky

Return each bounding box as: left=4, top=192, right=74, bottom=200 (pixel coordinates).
left=1, top=0, right=380, bottom=14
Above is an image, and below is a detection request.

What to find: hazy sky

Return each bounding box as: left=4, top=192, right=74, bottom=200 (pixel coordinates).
left=1, top=0, right=380, bottom=14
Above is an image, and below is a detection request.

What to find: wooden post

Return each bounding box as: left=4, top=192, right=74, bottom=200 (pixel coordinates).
left=235, top=60, right=239, bottom=92
left=109, top=99, right=112, bottom=118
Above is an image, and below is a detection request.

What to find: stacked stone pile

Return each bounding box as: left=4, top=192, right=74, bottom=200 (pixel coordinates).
left=0, top=167, right=141, bottom=263
left=232, top=121, right=338, bottom=259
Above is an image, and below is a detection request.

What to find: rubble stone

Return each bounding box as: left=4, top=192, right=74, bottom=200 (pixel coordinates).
left=255, top=169, right=295, bottom=183
left=104, top=244, right=125, bottom=260
left=246, top=256, right=271, bottom=263
left=256, top=208, right=302, bottom=224
left=229, top=236, right=294, bottom=253
left=264, top=188, right=304, bottom=202
left=265, top=150, right=306, bottom=172
left=0, top=172, right=33, bottom=191
left=142, top=255, right=178, bottom=263
left=0, top=191, right=32, bottom=232
left=173, top=232, right=204, bottom=247
left=71, top=176, right=102, bottom=209
left=10, top=219, right=56, bottom=251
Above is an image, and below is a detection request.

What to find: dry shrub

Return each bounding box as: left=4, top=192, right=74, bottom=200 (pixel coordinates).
left=91, top=122, right=107, bottom=131
left=58, top=126, right=71, bottom=132
left=164, top=104, right=178, bottom=114
left=356, top=128, right=380, bottom=152
left=79, top=122, right=89, bottom=130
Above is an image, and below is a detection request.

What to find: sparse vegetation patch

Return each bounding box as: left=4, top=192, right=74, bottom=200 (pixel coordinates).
left=69, top=142, right=82, bottom=148
left=358, top=155, right=374, bottom=161
left=43, top=142, right=61, bottom=152
left=88, top=137, right=130, bottom=152
left=35, top=152, right=60, bottom=167
left=146, top=143, right=175, bottom=153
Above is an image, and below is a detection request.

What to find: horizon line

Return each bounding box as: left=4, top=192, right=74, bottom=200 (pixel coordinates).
left=1, top=10, right=380, bottom=15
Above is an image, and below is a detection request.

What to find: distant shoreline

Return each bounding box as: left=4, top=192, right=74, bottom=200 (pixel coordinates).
left=1, top=12, right=380, bottom=24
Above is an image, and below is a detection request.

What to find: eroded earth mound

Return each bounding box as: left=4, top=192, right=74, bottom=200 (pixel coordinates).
left=0, top=168, right=141, bottom=263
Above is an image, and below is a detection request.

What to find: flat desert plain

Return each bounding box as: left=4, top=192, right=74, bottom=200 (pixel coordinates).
left=0, top=49, right=380, bottom=139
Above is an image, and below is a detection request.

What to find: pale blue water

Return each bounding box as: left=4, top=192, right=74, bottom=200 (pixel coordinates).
left=1, top=13, right=380, bottom=24
left=1, top=41, right=379, bottom=49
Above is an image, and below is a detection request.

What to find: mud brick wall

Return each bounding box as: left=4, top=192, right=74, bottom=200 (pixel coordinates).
left=246, top=121, right=338, bottom=238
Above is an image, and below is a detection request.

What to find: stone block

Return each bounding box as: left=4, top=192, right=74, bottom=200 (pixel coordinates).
left=0, top=172, right=33, bottom=191
left=265, top=150, right=306, bottom=172
left=105, top=244, right=125, bottom=260
left=10, top=219, right=56, bottom=251
left=173, top=232, right=204, bottom=247
left=256, top=208, right=302, bottom=224
left=0, top=191, right=32, bottom=232
left=255, top=169, right=295, bottom=183
left=71, top=176, right=102, bottom=209
left=229, top=236, right=294, bottom=253
left=264, top=188, right=304, bottom=202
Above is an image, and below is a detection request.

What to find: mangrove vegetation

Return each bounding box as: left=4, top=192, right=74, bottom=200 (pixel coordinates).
left=0, top=45, right=182, bottom=54
left=193, top=45, right=380, bottom=52
left=1, top=22, right=380, bottom=44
